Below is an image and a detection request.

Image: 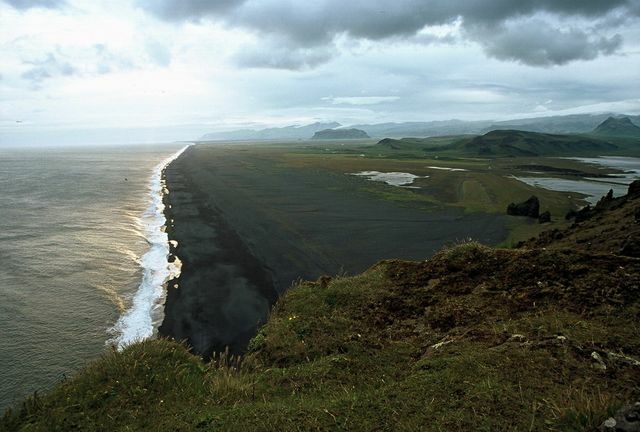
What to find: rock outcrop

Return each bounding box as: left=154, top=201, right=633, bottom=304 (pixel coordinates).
left=566, top=181, right=640, bottom=223
left=538, top=211, right=551, bottom=224
left=600, top=402, right=640, bottom=432
left=507, top=196, right=540, bottom=218
left=522, top=180, right=640, bottom=257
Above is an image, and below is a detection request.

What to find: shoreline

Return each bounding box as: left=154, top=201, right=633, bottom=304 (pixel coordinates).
left=159, top=146, right=279, bottom=358
left=108, top=145, right=188, bottom=349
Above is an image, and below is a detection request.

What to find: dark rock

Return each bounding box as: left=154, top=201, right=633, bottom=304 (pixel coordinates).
left=635, top=207, right=640, bottom=223
left=507, top=196, right=540, bottom=218
left=538, top=211, right=551, bottom=224
left=606, top=189, right=614, bottom=200
left=565, top=209, right=578, bottom=220
left=600, top=401, right=640, bottom=432
left=620, top=238, right=640, bottom=257
left=317, top=275, right=332, bottom=289
left=629, top=180, right=640, bottom=198
left=574, top=183, right=640, bottom=224
left=596, top=189, right=615, bottom=209
left=574, top=205, right=593, bottom=223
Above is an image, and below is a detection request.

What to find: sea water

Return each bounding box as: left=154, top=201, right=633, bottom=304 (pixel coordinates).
left=0, top=143, right=184, bottom=412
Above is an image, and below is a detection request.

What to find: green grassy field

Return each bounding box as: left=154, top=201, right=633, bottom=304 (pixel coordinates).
left=270, top=140, right=630, bottom=244
left=178, top=138, right=636, bottom=249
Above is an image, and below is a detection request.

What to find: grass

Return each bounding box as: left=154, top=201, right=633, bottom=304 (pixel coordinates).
left=4, top=241, right=639, bottom=431
left=278, top=144, right=599, bottom=218
left=205, top=142, right=620, bottom=234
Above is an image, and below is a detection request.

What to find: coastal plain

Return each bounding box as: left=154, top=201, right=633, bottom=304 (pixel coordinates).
left=159, top=139, right=630, bottom=357
left=160, top=142, right=509, bottom=357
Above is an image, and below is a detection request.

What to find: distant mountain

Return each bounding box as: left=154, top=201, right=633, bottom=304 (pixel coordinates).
left=351, top=119, right=490, bottom=138
left=197, top=113, right=640, bottom=141
left=346, top=114, right=640, bottom=138
left=199, top=122, right=341, bottom=141
left=593, top=116, right=640, bottom=137
left=311, top=128, right=370, bottom=140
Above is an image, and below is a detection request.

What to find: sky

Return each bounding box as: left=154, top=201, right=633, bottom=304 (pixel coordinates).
left=1, top=0, right=640, bottom=145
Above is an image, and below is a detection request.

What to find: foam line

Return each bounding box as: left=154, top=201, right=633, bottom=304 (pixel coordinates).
left=108, top=145, right=188, bottom=349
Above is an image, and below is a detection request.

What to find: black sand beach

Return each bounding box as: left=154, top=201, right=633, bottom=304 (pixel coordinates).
left=159, top=144, right=509, bottom=357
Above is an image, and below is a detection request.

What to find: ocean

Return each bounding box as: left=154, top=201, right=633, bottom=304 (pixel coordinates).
left=0, top=143, right=185, bottom=412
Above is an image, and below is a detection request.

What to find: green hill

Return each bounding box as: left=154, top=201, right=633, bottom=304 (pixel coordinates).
left=593, top=116, right=640, bottom=138
left=371, top=135, right=467, bottom=157
left=375, top=130, right=618, bottom=158
left=461, top=129, right=618, bottom=157
left=3, top=184, right=640, bottom=431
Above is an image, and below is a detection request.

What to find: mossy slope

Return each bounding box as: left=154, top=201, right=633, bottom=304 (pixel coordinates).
left=373, top=127, right=640, bottom=158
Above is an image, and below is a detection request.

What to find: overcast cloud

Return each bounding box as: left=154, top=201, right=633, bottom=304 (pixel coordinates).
left=0, top=0, right=639, bottom=145
left=139, top=0, right=637, bottom=67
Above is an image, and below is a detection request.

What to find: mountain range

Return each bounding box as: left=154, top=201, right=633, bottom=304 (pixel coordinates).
left=199, top=113, right=640, bottom=141
left=200, top=122, right=340, bottom=141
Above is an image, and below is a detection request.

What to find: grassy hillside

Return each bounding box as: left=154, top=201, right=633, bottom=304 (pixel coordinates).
left=372, top=135, right=467, bottom=158
left=3, top=187, right=640, bottom=431
left=462, top=130, right=618, bottom=157
left=378, top=130, right=618, bottom=158
left=522, top=182, right=640, bottom=255
left=374, top=130, right=626, bottom=158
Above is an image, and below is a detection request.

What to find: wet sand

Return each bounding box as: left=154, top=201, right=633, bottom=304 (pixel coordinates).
left=159, top=144, right=508, bottom=357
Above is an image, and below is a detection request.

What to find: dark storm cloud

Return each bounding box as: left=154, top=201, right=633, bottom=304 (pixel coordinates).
left=2, top=0, right=66, bottom=10
left=470, top=21, right=623, bottom=66
left=138, top=0, right=639, bottom=68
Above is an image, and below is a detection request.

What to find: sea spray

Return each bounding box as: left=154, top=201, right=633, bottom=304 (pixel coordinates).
left=108, top=145, right=189, bottom=349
